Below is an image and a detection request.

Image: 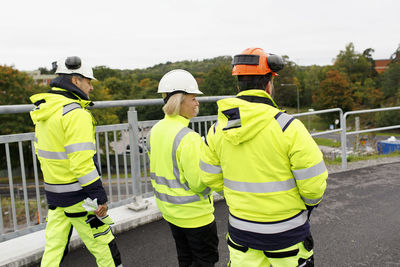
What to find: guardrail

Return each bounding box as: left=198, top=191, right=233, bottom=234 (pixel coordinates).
left=1, top=96, right=399, bottom=242
left=341, top=106, right=400, bottom=169
left=0, top=96, right=224, bottom=242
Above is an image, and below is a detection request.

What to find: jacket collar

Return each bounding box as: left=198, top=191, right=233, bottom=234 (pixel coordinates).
left=165, top=114, right=190, bottom=126
left=49, top=76, right=89, bottom=100
left=237, top=89, right=279, bottom=109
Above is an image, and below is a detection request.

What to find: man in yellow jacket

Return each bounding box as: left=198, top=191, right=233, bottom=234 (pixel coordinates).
left=148, top=69, right=219, bottom=266
left=30, top=56, right=122, bottom=267
left=200, top=48, right=328, bottom=267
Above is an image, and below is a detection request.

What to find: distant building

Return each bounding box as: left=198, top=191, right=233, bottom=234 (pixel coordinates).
left=374, top=59, right=392, bottom=74
left=25, top=70, right=56, bottom=85
left=374, top=44, right=400, bottom=74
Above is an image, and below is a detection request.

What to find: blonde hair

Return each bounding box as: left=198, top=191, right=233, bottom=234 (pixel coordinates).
left=162, top=93, right=185, bottom=116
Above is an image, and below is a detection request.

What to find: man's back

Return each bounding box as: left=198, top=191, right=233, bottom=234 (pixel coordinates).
left=202, top=90, right=326, bottom=222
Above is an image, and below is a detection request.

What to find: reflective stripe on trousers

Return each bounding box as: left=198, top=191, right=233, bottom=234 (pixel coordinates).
left=229, top=212, right=308, bottom=234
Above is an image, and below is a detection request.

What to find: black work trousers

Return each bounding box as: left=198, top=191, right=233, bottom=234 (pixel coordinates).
left=168, top=220, right=219, bottom=267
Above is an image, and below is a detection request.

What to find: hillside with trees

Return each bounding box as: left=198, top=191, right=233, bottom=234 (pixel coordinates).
left=1, top=43, right=400, bottom=133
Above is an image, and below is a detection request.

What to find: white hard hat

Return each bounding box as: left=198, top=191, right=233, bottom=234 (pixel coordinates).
left=158, top=69, right=203, bottom=95
left=54, top=56, right=96, bottom=80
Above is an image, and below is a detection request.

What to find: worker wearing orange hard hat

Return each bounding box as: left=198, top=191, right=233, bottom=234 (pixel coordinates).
left=200, top=47, right=328, bottom=267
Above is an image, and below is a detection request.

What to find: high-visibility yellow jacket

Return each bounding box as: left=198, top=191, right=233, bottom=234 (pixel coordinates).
left=149, top=114, right=214, bottom=228
left=30, top=86, right=107, bottom=207
left=200, top=89, right=328, bottom=250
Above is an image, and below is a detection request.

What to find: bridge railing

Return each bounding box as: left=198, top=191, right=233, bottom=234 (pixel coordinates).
left=1, top=96, right=399, bottom=242
left=340, top=106, right=400, bottom=169
left=0, top=96, right=223, bottom=242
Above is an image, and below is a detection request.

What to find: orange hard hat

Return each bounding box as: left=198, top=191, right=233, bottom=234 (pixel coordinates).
left=232, top=47, right=284, bottom=76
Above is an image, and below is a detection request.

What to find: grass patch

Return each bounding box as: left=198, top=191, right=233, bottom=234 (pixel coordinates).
left=325, top=150, right=400, bottom=165
left=314, top=137, right=341, bottom=147
left=373, top=132, right=400, bottom=137
left=348, top=151, right=400, bottom=162
left=324, top=157, right=342, bottom=165
left=1, top=197, right=47, bottom=228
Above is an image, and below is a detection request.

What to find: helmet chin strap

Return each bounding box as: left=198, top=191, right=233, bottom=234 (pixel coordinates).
left=163, top=90, right=186, bottom=104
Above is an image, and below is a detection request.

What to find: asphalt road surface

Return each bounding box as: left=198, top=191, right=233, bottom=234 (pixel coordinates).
left=30, top=162, right=400, bottom=267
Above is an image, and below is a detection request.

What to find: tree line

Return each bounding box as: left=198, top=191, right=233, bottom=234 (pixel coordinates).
left=1, top=42, right=399, bottom=173
left=1, top=42, right=400, bottom=136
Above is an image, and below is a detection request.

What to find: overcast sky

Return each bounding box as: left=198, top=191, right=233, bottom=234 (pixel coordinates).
left=1, top=0, right=399, bottom=71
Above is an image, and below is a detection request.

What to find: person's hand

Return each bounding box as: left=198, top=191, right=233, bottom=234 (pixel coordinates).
left=95, top=203, right=108, bottom=218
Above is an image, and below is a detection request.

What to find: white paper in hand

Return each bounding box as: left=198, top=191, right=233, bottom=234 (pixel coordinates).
left=82, top=198, right=114, bottom=225
left=82, top=197, right=98, bottom=212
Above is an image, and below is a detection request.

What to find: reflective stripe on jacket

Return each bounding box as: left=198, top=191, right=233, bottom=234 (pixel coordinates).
left=30, top=87, right=107, bottom=207
left=200, top=89, right=327, bottom=226
left=149, top=114, right=214, bottom=228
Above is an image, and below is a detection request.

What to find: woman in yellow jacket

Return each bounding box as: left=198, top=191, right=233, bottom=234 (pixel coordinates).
left=148, top=69, right=219, bottom=267
left=200, top=48, right=328, bottom=267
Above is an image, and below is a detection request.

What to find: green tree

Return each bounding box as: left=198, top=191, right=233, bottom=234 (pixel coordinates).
left=296, top=65, right=328, bottom=108
left=38, top=67, right=55, bottom=74
left=134, top=56, right=232, bottom=76
left=90, top=81, right=120, bottom=126
left=93, top=66, right=122, bottom=81
left=99, top=76, right=136, bottom=122
left=135, top=78, right=163, bottom=121
left=199, top=64, right=236, bottom=115
left=374, top=60, right=400, bottom=127
left=274, top=56, right=298, bottom=108
left=0, top=65, right=48, bottom=174
left=104, top=76, right=134, bottom=98
left=0, top=65, right=47, bottom=134
left=375, top=108, right=400, bottom=127
left=352, top=78, right=384, bottom=109
left=362, top=48, right=378, bottom=78
left=380, top=62, right=400, bottom=101
left=313, top=70, right=354, bottom=121
left=334, top=43, right=373, bottom=84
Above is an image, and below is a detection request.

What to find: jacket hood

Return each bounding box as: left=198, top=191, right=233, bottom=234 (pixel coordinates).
left=49, top=76, right=89, bottom=100
left=216, top=90, right=280, bottom=145
left=30, top=89, right=91, bottom=124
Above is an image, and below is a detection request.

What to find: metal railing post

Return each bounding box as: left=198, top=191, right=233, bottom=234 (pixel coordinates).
left=127, top=107, right=149, bottom=211
left=18, top=142, right=30, bottom=227
left=341, top=112, right=347, bottom=170
left=31, top=140, right=43, bottom=224
left=5, top=144, right=17, bottom=231
left=128, top=107, right=141, bottom=197
left=0, top=195, right=3, bottom=234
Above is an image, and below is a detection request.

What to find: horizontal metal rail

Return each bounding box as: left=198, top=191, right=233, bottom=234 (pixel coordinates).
left=346, top=125, right=400, bottom=136
left=0, top=95, right=235, bottom=114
